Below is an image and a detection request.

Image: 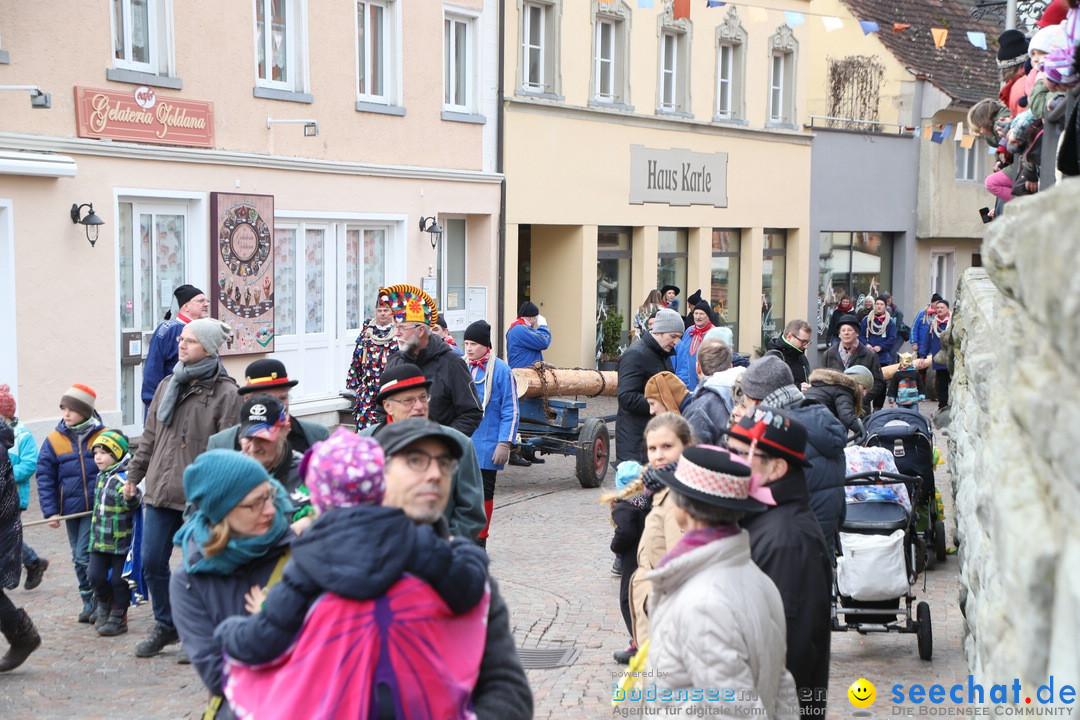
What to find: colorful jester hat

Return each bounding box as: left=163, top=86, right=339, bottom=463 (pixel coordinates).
left=378, top=284, right=440, bottom=326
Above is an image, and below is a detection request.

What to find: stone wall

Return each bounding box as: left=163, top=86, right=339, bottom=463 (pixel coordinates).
left=948, top=180, right=1080, bottom=688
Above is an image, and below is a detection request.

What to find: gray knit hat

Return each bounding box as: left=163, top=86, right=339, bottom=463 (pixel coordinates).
left=844, top=364, right=875, bottom=390
left=187, top=318, right=233, bottom=357
left=651, top=309, right=684, bottom=335
left=740, top=353, right=794, bottom=401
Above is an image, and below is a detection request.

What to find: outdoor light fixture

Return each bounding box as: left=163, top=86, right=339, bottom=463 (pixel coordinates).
left=70, top=203, right=105, bottom=247
left=266, top=115, right=319, bottom=137
left=0, top=85, right=51, bottom=109
left=419, top=216, right=443, bottom=250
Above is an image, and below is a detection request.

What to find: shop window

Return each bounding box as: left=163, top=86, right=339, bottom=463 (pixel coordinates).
left=255, top=0, right=311, bottom=100
left=520, top=0, right=562, bottom=97
left=762, top=229, right=786, bottom=347
left=356, top=0, right=401, bottom=111
left=767, top=25, right=797, bottom=126
left=657, top=7, right=691, bottom=116
left=108, top=0, right=179, bottom=86
left=598, top=227, right=633, bottom=357
left=711, top=228, right=741, bottom=349
left=658, top=228, right=688, bottom=312
left=714, top=7, right=745, bottom=121
left=817, top=231, right=895, bottom=346
left=592, top=2, right=631, bottom=107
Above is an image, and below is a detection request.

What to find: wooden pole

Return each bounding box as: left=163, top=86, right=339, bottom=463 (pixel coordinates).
left=512, top=366, right=618, bottom=399
left=22, top=511, right=93, bottom=527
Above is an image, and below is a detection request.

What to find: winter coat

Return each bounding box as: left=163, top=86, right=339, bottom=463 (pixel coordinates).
left=888, top=368, right=926, bottom=406
left=0, top=422, right=21, bottom=590
left=469, top=356, right=519, bottom=471
left=360, top=422, right=486, bottom=542
left=682, top=368, right=743, bottom=446
left=822, top=342, right=885, bottom=405
left=610, top=501, right=647, bottom=557
left=645, top=531, right=799, bottom=718
left=505, top=321, right=552, bottom=369
left=384, top=334, right=483, bottom=436
left=9, top=420, right=38, bottom=510
left=673, top=326, right=714, bottom=391
left=909, top=307, right=933, bottom=353
left=741, top=470, right=833, bottom=716
left=89, top=456, right=142, bottom=554
left=803, top=368, right=863, bottom=433
left=141, top=315, right=188, bottom=409
left=128, top=367, right=243, bottom=512
left=860, top=313, right=898, bottom=366
left=170, top=531, right=296, bottom=704
left=616, top=333, right=675, bottom=463
left=919, top=319, right=951, bottom=371
left=214, top=506, right=489, bottom=666
left=766, top=336, right=811, bottom=386
left=206, top=416, right=330, bottom=455
left=781, top=402, right=848, bottom=553
left=35, top=415, right=105, bottom=518
left=630, top=487, right=684, bottom=645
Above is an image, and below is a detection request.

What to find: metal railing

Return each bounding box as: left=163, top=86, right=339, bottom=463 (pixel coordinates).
left=806, top=115, right=915, bottom=135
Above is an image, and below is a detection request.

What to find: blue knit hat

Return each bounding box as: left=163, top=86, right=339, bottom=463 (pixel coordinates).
left=183, top=450, right=271, bottom=525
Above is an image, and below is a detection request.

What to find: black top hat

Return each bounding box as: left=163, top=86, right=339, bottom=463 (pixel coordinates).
left=836, top=314, right=860, bottom=332
left=657, top=446, right=766, bottom=513
left=375, top=364, right=432, bottom=404
left=660, top=285, right=681, bottom=297
left=723, top=407, right=811, bottom=468
left=238, top=358, right=299, bottom=395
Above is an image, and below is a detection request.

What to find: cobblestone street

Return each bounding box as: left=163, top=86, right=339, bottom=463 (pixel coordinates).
left=0, top=400, right=965, bottom=718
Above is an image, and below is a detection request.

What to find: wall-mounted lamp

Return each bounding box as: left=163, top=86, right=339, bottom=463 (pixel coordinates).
left=419, top=216, right=443, bottom=250
left=70, top=203, right=105, bottom=247
left=0, top=85, right=51, bottom=109
left=266, top=115, right=319, bottom=137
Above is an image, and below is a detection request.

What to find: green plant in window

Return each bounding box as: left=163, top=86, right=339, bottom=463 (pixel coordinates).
left=600, top=307, right=624, bottom=363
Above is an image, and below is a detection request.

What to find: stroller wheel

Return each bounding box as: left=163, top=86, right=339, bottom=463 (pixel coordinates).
left=920, top=534, right=934, bottom=572
left=934, top=521, right=947, bottom=562
left=917, top=602, right=933, bottom=661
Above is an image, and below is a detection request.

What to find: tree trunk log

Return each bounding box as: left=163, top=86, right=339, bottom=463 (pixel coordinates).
left=511, top=366, right=618, bottom=398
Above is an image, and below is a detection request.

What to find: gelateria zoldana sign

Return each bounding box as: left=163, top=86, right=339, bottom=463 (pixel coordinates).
left=629, top=146, right=728, bottom=207
left=74, top=86, right=214, bottom=148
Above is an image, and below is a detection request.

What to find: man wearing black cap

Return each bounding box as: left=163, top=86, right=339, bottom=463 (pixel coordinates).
left=724, top=407, right=832, bottom=717
left=431, top=316, right=464, bottom=357
left=235, top=394, right=303, bottom=496
left=360, top=364, right=485, bottom=542
left=822, top=314, right=885, bottom=409
left=505, top=301, right=551, bottom=370
left=141, top=284, right=210, bottom=416
left=205, top=358, right=330, bottom=454
left=375, top=418, right=532, bottom=717
left=674, top=300, right=716, bottom=391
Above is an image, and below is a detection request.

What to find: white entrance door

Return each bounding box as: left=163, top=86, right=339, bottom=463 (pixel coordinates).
left=117, top=201, right=192, bottom=433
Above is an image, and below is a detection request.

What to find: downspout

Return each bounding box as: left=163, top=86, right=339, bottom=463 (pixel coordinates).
left=496, top=0, right=507, bottom=360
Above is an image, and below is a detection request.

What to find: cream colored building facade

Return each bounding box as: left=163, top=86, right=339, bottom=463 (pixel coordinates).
left=503, top=0, right=814, bottom=367
left=0, top=1, right=501, bottom=435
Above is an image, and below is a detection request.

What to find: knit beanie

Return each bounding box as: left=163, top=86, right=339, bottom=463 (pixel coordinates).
left=187, top=318, right=233, bottom=357
left=302, top=428, right=386, bottom=514
left=464, top=320, right=492, bottom=348
left=844, top=365, right=875, bottom=390
left=704, top=326, right=734, bottom=346
left=0, top=384, right=14, bottom=420
left=519, top=301, right=539, bottom=318
left=174, top=284, right=205, bottom=309
left=651, top=309, right=684, bottom=335
left=183, top=450, right=271, bottom=525
left=644, top=371, right=690, bottom=413
left=1043, top=48, right=1079, bottom=87
left=740, top=354, right=794, bottom=401
left=615, top=460, right=644, bottom=490
left=60, top=383, right=97, bottom=420
left=997, top=29, right=1029, bottom=69
left=92, top=429, right=130, bottom=463
left=692, top=300, right=712, bottom=316
left=1029, top=24, right=1066, bottom=55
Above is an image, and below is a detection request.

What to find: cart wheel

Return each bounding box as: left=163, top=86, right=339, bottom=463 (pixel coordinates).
left=923, top=530, right=936, bottom=571
left=917, top=601, right=933, bottom=661
left=934, top=521, right=947, bottom=562
left=576, top=418, right=610, bottom=488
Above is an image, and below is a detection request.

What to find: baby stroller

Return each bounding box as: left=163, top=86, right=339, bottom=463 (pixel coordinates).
left=863, top=407, right=947, bottom=568
left=833, top=446, right=933, bottom=660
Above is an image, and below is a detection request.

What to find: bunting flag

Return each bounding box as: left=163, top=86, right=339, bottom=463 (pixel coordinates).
left=940, top=123, right=952, bottom=141
left=822, top=16, right=844, bottom=32
left=859, top=20, right=880, bottom=35
left=673, top=0, right=690, bottom=19
left=923, top=125, right=933, bottom=139
left=706, top=0, right=727, bottom=6
left=931, top=130, right=944, bottom=144
left=785, top=11, right=806, bottom=26
left=747, top=6, right=767, bottom=23
left=955, top=123, right=965, bottom=141
left=931, top=28, right=949, bottom=48
left=893, top=23, right=911, bottom=33
left=637, top=0, right=654, bottom=8
left=967, top=31, right=987, bottom=49
left=960, top=134, right=976, bottom=149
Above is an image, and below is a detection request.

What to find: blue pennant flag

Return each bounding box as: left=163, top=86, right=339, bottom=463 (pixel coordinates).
left=638, top=0, right=654, bottom=7
left=706, top=0, right=727, bottom=6
left=859, top=20, right=880, bottom=35
left=967, top=31, right=987, bottom=49
left=784, top=11, right=806, bottom=26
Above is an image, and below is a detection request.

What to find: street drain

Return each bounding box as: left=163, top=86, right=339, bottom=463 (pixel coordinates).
left=517, top=647, right=581, bottom=669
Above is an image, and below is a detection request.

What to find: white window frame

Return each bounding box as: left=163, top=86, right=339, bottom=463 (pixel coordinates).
left=254, top=0, right=310, bottom=94
left=110, top=0, right=176, bottom=78
left=714, top=6, right=745, bottom=121
left=356, top=0, right=390, bottom=104
left=591, top=1, right=631, bottom=107
left=955, top=143, right=982, bottom=182
left=444, top=9, right=478, bottom=113
left=656, top=8, right=692, bottom=115
left=595, top=20, right=616, bottom=101
left=930, top=250, right=955, bottom=301
left=767, top=24, right=797, bottom=127
left=519, top=0, right=562, bottom=96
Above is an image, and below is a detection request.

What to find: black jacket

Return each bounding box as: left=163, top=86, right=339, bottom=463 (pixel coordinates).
left=0, top=422, right=20, bottom=591
left=616, top=333, right=675, bottom=463
left=766, top=337, right=811, bottom=386
left=741, top=469, right=833, bottom=716
left=803, top=368, right=863, bottom=433
left=822, top=341, right=885, bottom=402
left=385, top=334, right=483, bottom=436
left=781, top=401, right=848, bottom=552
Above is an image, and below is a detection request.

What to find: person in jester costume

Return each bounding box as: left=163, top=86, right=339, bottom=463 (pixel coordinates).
left=346, top=292, right=399, bottom=430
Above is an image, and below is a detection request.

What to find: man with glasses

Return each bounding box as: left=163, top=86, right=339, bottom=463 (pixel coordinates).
left=360, top=364, right=485, bottom=543
left=235, top=394, right=302, bottom=498
left=766, top=319, right=813, bottom=389
left=615, top=308, right=683, bottom=464
left=375, top=418, right=532, bottom=717
left=141, top=284, right=211, bottom=418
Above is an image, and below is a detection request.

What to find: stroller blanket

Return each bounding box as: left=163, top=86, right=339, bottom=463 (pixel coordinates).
left=837, top=529, right=909, bottom=601
left=843, top=446, right=912, bottom=512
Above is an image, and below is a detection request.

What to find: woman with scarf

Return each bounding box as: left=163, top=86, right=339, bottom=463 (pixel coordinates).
left=346, top=299, right=398, bottom=430
left=674, top=301, right=716, bottom=391
left=170, top=450, right=295, bottom=720
left=826, top=294, right=854, bottom=347
left=860, top=296, right=898, bottom=367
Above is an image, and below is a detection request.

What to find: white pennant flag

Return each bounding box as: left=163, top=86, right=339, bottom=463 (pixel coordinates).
left=822, top=16, right=844, bottom=32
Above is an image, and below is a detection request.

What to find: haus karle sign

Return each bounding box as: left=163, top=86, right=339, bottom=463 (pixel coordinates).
left=629, top=146, right=728, bottom=207
left=74, top=86, right=215, bottom=148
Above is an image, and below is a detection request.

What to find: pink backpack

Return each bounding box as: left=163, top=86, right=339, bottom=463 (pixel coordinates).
left=223, top=575, right=490, bottom=719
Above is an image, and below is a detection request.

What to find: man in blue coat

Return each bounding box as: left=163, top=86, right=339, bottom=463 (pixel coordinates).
left=463, top=320, right=519, bottom=548
left=505, top=301, right=552, bottom=370
left=673, top=300, right=715, bottom=391
left=141, top=284, right=210, bottom=417
left=918, top=299, right=952, bottom=409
